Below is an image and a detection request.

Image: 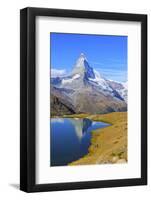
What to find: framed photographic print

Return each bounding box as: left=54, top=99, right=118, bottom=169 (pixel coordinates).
left=20, top=7, right=147, bottom=192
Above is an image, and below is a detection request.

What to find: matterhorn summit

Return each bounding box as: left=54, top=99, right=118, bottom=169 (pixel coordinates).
left=72, top=53, right=96, bottom=80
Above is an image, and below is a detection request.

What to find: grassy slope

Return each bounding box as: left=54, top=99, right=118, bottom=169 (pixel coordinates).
left=66, top=112, right=127, bottom=165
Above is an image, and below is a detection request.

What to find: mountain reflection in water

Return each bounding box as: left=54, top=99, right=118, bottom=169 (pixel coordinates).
left=69, top=118, right=92, bottom=141
left=50, top=118, right=109, bottom=166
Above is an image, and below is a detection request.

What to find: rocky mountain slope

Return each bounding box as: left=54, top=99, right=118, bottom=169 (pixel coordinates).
left=51, top=94, right=75, bottom=116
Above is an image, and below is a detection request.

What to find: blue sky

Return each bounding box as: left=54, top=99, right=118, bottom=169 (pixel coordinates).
left=50, top=33, right=127, bottom=82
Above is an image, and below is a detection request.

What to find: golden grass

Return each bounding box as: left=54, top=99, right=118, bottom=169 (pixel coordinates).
left=68, top=112, right=127, bottom=165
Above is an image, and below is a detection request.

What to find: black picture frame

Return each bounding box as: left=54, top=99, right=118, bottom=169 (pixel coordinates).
left=20, top=7, right=147, bottom=192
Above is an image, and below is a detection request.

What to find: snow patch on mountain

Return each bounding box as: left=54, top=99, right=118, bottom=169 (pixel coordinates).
left=107, top=79, right=127, bottom=102
left=89, top=70, right=113, bottom=91
left=62, top=74, right=80, bottom=85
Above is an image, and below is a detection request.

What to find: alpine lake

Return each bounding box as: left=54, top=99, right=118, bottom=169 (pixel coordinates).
left=50, top=118, right=109, bottom=166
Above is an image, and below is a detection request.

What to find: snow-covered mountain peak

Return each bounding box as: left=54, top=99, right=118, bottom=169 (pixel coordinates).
left=79, top=52, right=87, bottom=60
left=72, top=53, right=87, bottom=74
left=122, top=81, right=128, bottom=89
left=72, top=53, right=95, bottom=79
left=51, top=53, right=127, bottom=104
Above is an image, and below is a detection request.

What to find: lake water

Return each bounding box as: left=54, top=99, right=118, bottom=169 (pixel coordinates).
left=50, top=118, right=109, bottom=166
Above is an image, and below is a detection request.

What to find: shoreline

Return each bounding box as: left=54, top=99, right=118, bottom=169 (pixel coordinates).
left=66, top=112, right=127, bottom=165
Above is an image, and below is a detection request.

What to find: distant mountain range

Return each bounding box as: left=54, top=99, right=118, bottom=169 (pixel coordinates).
left=51, top=53, right=127, bottom=116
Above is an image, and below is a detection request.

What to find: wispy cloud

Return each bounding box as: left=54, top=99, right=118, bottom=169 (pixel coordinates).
left=97, top=68, right=127, bottom=74
left=89, top=60, right=127, bottom=82
left=96, top=68, right=127, bottom=82
left=90, top=60, right=127, bottom=67
left=51, top=68, right=66, bottom=77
